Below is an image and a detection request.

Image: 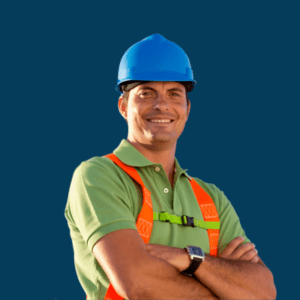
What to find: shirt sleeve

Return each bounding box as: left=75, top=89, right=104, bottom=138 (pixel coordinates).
left=66, top=158, right=138, bottom=252
left=193, top=178, right=251, bottom=255
left=213, top=185, right=251, bottom=254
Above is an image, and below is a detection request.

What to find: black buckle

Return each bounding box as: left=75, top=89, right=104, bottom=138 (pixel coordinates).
left=181, top=215, right=195, bottom=227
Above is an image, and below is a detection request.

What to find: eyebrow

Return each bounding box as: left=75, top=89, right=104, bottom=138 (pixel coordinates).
left=138, top=87, right=185, bottom=93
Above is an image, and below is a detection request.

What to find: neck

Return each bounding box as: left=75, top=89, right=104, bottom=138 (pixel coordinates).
left=127, top=139, right=177, bottom=184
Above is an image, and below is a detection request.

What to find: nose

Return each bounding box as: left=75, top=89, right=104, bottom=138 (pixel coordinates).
left=152, top=93, right=169, bottom=111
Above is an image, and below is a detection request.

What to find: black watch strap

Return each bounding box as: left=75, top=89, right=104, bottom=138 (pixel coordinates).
left=182, top=257, right=202, bottom=276
left=181, top=246, right=205, bottom=276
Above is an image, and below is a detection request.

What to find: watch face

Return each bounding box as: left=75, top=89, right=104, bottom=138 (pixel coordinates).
left=188, top=246, right=205, bottom=260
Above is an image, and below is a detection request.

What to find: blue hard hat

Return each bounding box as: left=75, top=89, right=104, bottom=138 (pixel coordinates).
left=116, top=33, right=196, bottom=93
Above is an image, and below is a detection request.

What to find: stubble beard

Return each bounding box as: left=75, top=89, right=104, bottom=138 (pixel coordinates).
left=142, top=129, right=177, bottom=151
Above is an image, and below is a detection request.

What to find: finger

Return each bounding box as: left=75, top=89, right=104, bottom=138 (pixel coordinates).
left=220, top=236, right=245, bottom=256
left=239, top=248, right=258, bottom=261
left=231, top=243, right=256, bottom=259
left=250, top=255, right=259, bottom=263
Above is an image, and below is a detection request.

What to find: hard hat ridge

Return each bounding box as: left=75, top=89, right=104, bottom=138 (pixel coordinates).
left=116, top=34, right=196, bottom=93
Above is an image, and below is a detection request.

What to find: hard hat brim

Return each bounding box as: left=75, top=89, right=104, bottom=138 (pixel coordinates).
left=116, top=75, right=196, bottom=93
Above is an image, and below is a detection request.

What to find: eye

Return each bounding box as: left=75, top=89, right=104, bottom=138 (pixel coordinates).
left=170, top=92, right=183, bottom=98
left=139, top=91, right=154, bottom=97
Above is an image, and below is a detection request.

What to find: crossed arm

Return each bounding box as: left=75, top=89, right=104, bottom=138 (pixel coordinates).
left=93, top=229, right=276, bottom=299
left=146, top=237, right=276, bottom=299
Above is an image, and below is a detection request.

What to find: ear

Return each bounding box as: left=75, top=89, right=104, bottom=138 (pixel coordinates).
left=186, top=99, right=191, bottom=120
left=118, top=96, right=128, bottom=121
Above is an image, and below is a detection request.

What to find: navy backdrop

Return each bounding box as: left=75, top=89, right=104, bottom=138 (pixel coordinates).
left=2, top=1, right=299, bottom=299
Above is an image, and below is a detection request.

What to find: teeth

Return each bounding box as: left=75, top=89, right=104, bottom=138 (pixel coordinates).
left=149, top=119, right=171, bottom=123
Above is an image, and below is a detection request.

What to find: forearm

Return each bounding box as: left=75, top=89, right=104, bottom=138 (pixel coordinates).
left=194, top=255, right=276, bottom=299
left=131, top=254, right=218, bottom=299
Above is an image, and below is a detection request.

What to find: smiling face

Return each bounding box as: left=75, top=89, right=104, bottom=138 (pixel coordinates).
left=118, top=81, right=191, bottom=149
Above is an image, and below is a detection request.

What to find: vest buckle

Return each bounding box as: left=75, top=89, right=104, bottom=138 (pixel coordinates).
left=181, top=215, right=195, bottom=227
left=159, top=211, right=170, bottom=222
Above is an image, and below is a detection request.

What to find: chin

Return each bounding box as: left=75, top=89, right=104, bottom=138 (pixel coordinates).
left=149, top=134, right=173, bottom=142
left=151, top=136, right=177, bottom=147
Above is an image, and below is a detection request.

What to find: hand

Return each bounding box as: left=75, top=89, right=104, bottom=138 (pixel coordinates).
left=146, top=243, right=190, bottom=272
left=218, top=236, right=259, bottom=263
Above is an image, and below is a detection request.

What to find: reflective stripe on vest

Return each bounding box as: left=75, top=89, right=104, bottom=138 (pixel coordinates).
left=86, top=153, right=220, bottom=300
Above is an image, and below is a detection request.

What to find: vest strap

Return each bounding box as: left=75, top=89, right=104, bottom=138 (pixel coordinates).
left=153, top=211, right=220, bottom=230
left=104, top=153, right=153, bottom=244
left=189, top=178, right=220, bottom=257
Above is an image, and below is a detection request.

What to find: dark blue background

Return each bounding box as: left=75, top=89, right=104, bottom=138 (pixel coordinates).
left=2, top=1, right=299, bottom=299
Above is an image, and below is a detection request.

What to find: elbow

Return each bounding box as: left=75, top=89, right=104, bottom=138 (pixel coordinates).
left=243, top=266, right=277, bottom=300
left=124, top=275, right=153, bottom=300
left=107, top=281, right=131, bottom=300
left=123, top=281, right=143, bottom=300
left=268, top=280, right=277, bottom=300
left=103, top=268, right=142, bottom=299
left=259, top=286, right=277, bottom=300
left=266, top=271, right=277, bottom=300
left=113, top=270, right=151, bottom=300
left=123, top=264, right=163, bottom=299
left=258, top=271, right=277, bottom=300
left=248, top=284, right=276, bottom=300
left=111, top=267, right=152, bottom=299
left=110, top=278, right=140, bottom=300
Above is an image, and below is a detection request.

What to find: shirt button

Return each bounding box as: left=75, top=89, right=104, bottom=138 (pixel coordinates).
left=155, top=167, right=160, bottom=172
left=164, top=188, right=169, bottom=193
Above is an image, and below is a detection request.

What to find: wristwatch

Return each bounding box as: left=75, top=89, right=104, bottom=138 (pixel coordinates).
left=181, top=245, right=205, bottom=276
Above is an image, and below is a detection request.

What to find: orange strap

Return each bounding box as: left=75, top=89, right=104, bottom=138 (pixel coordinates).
left=104, top=154, right=154, bottom=243
left=189, top=179, right=220, bottom=256
left=103, top=154, right=153, bottom=300
left=86, top=153, right=219, bottom=300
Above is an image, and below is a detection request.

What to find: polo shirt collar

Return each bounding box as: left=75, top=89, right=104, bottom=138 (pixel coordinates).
left=113, top=139, right=190, bottom=179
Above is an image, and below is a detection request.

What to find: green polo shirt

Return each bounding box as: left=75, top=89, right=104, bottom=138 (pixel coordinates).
left=65, top=139, right=250, bottom=300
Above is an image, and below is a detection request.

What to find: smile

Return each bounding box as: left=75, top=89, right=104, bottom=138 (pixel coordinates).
left=147, top=119, right=174, bottom=123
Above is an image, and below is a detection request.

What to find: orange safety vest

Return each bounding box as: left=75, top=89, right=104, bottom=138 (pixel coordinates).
left=86, top=153, right=220, bottom=300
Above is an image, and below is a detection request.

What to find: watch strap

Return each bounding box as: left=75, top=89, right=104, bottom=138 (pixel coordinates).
left=182, top=257, right=202, bottom=276
left=181, top=246, right=204, bottom=276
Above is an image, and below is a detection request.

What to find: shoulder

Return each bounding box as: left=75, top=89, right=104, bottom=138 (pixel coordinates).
left=72, top=156, right=128, bottom=183
left=191, top=177, right=224, bottom=200
left=79, top=156, right=116, bottom=173
left=69, top=156, right=138, bottom=200
left=190, top=176, right=230, bottom=213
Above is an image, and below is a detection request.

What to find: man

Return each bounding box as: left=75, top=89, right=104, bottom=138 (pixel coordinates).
left=65, top=34, right=276, bottom=299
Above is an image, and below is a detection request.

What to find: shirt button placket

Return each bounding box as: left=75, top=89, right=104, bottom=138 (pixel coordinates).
left=154, top=166, right=170, bottom=195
